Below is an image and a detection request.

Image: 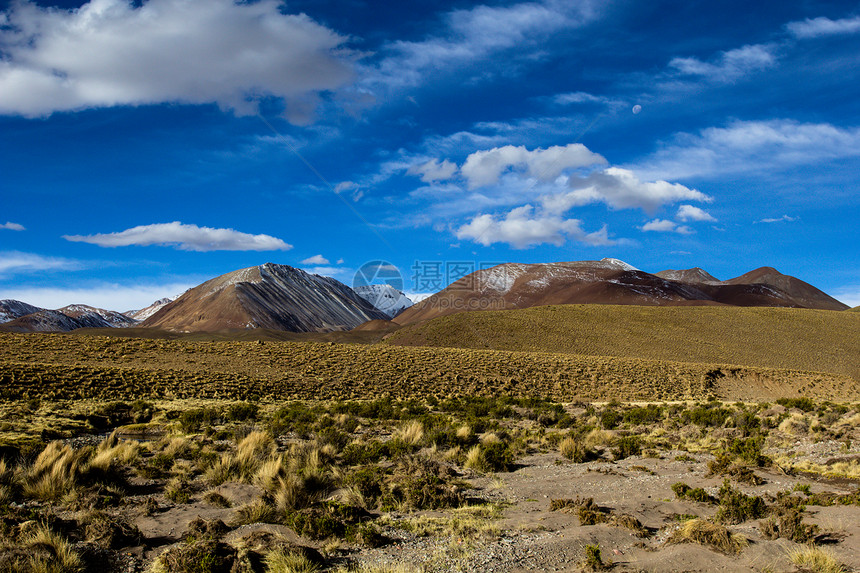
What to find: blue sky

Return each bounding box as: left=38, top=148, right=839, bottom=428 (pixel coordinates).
left=1, top=0, right=859, bottom=311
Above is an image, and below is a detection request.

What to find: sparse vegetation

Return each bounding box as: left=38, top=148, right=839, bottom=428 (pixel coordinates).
left=0, top=335, right=858, bottom=573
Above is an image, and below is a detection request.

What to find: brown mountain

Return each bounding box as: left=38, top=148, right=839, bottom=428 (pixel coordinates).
left=143, top=263, right=388, bottom=333
left=392, top=259, right=848, bottom=326
left=655, top=267, right=720, bottom=283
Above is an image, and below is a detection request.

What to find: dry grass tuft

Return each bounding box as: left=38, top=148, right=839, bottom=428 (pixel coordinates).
left=264, top=549, right=321, bottom=573
left=232, top=498, right=277, bottom=526
left=559, top=436, right=590, bottom=462
left=584, top=429, right=614, bottom=449
left=395, top=420, right=425, bottom=446
left=24, top=441, right=83, bottom=501
left=778, top=413, right=809, bottom=435
left=24, top=525, right=84, bottom=573
left=787, top=545, right=846, bottom=573
left=668, top=518, right=747, bottom=554
left=89, top=432, right=140, bottom=471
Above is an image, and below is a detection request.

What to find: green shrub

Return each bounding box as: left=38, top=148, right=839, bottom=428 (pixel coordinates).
left=776, top=397, right=815, bottom=412
left=623, top=405, right=663, bottom=425
left=226, top=402, right=258, bottom=422
left=179, top=408, right=220, bottom=433
left=613, top=436, right=641, bottom=460
left=682, top=406, right=731, bottom=428
left=715, top=481, right=766, bottom=524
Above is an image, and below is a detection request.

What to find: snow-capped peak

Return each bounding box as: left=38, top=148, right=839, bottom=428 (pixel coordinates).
left=353, top=284, right=413, bottom=318
left=598, top=258, right=639, bottom=271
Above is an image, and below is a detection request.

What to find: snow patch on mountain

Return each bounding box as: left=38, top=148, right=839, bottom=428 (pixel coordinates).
left=0, top=300, right=43, bottom=323
left=61, top=304, right=137, bottom=327
left=126, top=297, right=177, bottom=321
left=354, top=285, right=413, bottom=318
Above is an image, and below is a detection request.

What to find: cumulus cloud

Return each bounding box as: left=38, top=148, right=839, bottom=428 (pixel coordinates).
left=0, top=282, right=195, bottom=312
left=63, top=222, right=292, bottom=252
left=370, top=1, right=598, bottom=88
left=455, top=205, right=614, bottom=249
left=403, top=139, right=711, bottom=247
left=558, top=167, right=711, bottom=213
left=0, top=251, right=81, bottom=276
left=0, top=0, right=353, bottom=119
left=1, top=222, right=25, bottom=231
left=301, top=254, right=330, bottom=265
left=787, top=15, right=860, bottom=38
left=304, top=266, right=349, bottom=278
left=408, top=159, right=458, bottom=183
left=460, top=144, right=606, bottom=189
left=630, top=119, right=860, bottom=181
left=676, top=204, right=717, bottom=222
left=669, top=43, right=777, bottom=82
left=757, top=215, right=798, bottom=223
left=639, top=219, right=693, bottom=234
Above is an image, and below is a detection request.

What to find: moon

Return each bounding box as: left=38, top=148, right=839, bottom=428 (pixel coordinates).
left=632, top=104, right=642, bottom=114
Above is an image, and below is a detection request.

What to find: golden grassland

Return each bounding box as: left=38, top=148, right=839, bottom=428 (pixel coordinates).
left=1, top=394, right=859, bottom=573
left=385, top=305, right=860, bottom=381
left=0, top=333, right=856, bottom=406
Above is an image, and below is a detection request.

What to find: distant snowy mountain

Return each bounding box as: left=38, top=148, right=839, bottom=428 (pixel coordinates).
left=143, top=263, right=389, bottom=333
left=0, top=300, right=138, bottom=332
left=0, top=299, right=43, bottom=323
left=61, top=304, right=138, bottom=327
left=126, top=297, right=176, bottom=322
left=354, top=284, right=413, bottom=318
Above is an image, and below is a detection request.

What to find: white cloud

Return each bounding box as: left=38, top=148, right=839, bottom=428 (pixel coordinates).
left=677, top=204, right=717, bottom=222
left=460, top=144, right=606, bottom=189
left=639, top=219, right=693, bottom=234
left=787, top=15, right=860, bottom=38
left=0, top=251, right=81, bottom=276
left=757, top=215, right=798, bottom=223
left=408, top=159, right=458, bottom=183
left=669, top=43, right=777, bottom=82
left=63, top=222, right=292, bottom=252
left=0, top=282, right=194, bottom=312
left=455, top=205, right=614, bottom=249
left=334, top=181, right=358, bottom=193
left=370, top=1, right=598, bottom=88
left=1, top=222, right=25, bottom=231
left=551, top=91, right=625, bottom=108
left=832, top=286, right=860, bottom=308
left=559, top=167, right=711, bottom=213
left=301, top=254, right=330, bottom=265
left=0, top=0, right=353, bottom=119
left=630, top=119, right=860, bottom=181
left=304, top=266, right=349, bottom=278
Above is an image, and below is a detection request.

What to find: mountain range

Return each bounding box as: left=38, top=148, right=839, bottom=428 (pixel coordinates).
left=0, top=258, right=849, bottom=333
left=392, top=258, right=848, bottom=325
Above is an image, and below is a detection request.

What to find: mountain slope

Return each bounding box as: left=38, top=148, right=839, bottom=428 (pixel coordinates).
left=1, top=309, right=122, bottom=332
left=144, top=263, right=388, bottom=333
left=0, top=301, right=139, bottom=332
left=393, top=259, right=847, bottom=325
left=0, top=300, right=43, bottom=323
left=60, top=304, right=137, bottom=327
left=655, top=267, right=720, bottom=283
left=387, top=305, right=860, bottom=382
left=126, top=297, right=176, bottom=322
